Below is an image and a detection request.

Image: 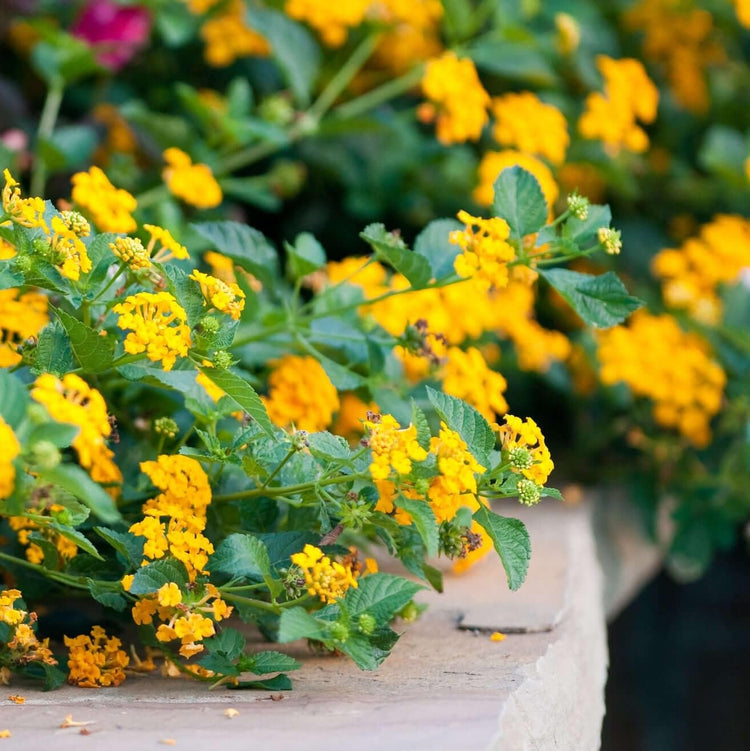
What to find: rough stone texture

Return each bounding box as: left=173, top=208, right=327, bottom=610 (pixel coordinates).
left=0, top=500, right=626, bottom=750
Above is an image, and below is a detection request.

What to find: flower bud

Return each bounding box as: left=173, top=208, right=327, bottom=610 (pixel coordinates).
left=154, top=417, right=178, bottom=438
left=598, top=227, right=622, bottom=255
left=358, top=613, right=376, bottom=635
left=327, top=621, right=349, bottom=642
left=566, top=192, right=589, bottom=220
left=213, top=350, right=233, bottom=370
left=517, top=479, right=542, bottom=507
left=30, top=440, right=61, bottom=470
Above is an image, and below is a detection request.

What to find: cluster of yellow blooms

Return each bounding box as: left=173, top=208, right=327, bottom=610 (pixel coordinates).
left=196, top=1, right=270, bottom=67
left=285, top=0, right=369, bottom=46
left=420, top=52, right=489, bottom=145
left=491, top=92, right=569, bottom=165
left=64, top=626, right=129, bottom=688
left=450, top=210, right=516, bottom=289
left=735, top=0, right=750, bottom=26
left=263, top=355, right=340, bottom=432
left=0, top=417, right=20, bottom=500
left=290, top=544, right=359, bottom=603
left=110, top=236, right=151, bottom=272
left=2, top=169, right=46, bottom=229
left=128, top=455, right=214, bottom=581
left=113, top=291, right=192, bottom=371
left=0, top=288, right=48, bottom=367
left=189, top=270, right=246, bottom=320
left=9, top=506, right=79, bottom=565
left=31, top=373, right=122, bottom=493
left=474, top=150, right=559, bottom=211
left=0, top=590, right=57, bottom=682
left=427, top=423, right=485, bottom=523
left=597, top=311, right=726, bottom=447
left=71, top=166, right=137, bottom=233
left=578, top=56, right=659, bottom=154
left=441, top=346, right=508, bottom=422
left=651, top=214, right=750, bottom=325
left=162, top=148, right=223, bottom=209
left=366, top=413, right=427, bottom=481
left=495, top=414, right=554, bottom=488
left=130, top=581, right=232, bottom=659
left=624, top=0, right=724, bottom=114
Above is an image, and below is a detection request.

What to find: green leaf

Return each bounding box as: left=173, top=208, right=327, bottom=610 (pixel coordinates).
left=209, top=533, right=271, bottom=581
left=468, top=39, right=557, bottom=86
left=307, top=431, right=351, bottom=461
left=277, top=607, right=327, bottom=642
left=245, top=8, right=321, bottom=106
left=129, top=558, right=189, bottom=595
left=343, top=573, right=423, bottom=623
left=425, top=387, right=495, bottom=466
left=0, top=371, right=29, bottom=429
left=413, top=218, right=462, bottom=280
left=40, top=464, right=121, bottom=523
left=562, top=204, right=612, bottom=248
left=93, top=527, right=144, bottom=568
left=336, top=632, right=386, bottom=671
left=246, top=650, right=300, bottom=675
left=492, top=167, right=548, bottom=240
left=27, top=422, right=79, bottom=448
left=539, top=269, right=643, bottom=329
left=230, top=673, right=293, bottom=691
left=203, top=627, right=246, bottom=660
left=410, top=399, right=431, bottom=450
left=164, top=265, right=206, bottom=327
left=360, top=224, right=432, bottom=289
left=472, top=505, right=530, bottom=591
left=285, top=232, right=326, bottom=279
left=38, top=125, right=97, bottom=172
left=395, top=498, right=438, bottom=557
left=191, top=221, right=279, bottom=289
left=33, top=320, right=76, bottom=376
left=50, top=523, right=103, bottom=559
left=87, top=579, right=127, bottom=611
left=198, top=366, right=274, bottom=437
left=55, top=309, right=115, bottom=373
left=541, top=487, right=564, bottom=500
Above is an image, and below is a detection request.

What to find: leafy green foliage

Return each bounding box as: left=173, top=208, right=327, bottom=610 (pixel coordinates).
left=473, top=506, right=531, bottom=591
left=492, top=167, right=548, bottom=240
left=360, top=224, right=432, bottom=289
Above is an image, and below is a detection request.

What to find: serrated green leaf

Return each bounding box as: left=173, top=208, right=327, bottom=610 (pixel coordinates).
left=410, top=399, right=431, bottom=450
left=50, top=523, right=103, bottom=559
left=164, top=265, right=206, bottom=327
left=87, top=579, right=127, bottom=611
left=473, top=505, right=530, bottom=591
left=203, top=627, right=246, bottom=660
left=492, top=167, right=548, bottom=240
left=0, top=371, right=29, bottom=429
left=562, top=204, right=611, bottom=248
left=40, top=464, right=121, bottom=523
left=413, top=218, right=462, bottom=280
left=394, top=498, right=438, bottom=558
left=33, top=320, right=75, bottom=376
left=336, top=632, right=386, bottom=671
left=342, top=573, right=423, bottom=623
left=209, top=533, right=271, bottom=581
left=55, top=309, right=115, bottom=373
left=541, top=487, right=564, bottom=500
left=425, top=387, right=495, bottom=466
left=277, top=606, right=327, bottom=642
left=129, top=558, right=189, bottom=595
left=198, top=366, right=274, bottom=437
left=246, top=650, right=300, bottom=675
left=93, top=527, right=144, bottom=568
left=360, top=224, right=432, bottom=289
left=286, top=232, right=326, bottom=279
left=307, top=431, right=351, bottom=461
left=191, top=221, right=279, bottom=289
left=539, top=269, right=643, bottom=329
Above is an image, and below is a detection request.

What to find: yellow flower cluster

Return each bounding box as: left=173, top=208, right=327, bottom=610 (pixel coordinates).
left=474, top=150, right=559, bottom=211
left=651, top=214, right=750, bottom=325
left=48, top=213, right=92, bottom=281
left=113, top=291, right=192, bottom=371
left=441, top=346, right=508, bottom=422
left=162, top=148, right=222, bottom=209
left=495, top=414, right=554, bottom=486
left=129, top=455, right=214, bottom=581
left=451, top=210, right=516, bottom=289
left=735, top=0, right=750, bottom=26
left=31, top=374, right=122, bottom=493
left=144, top=224, right=189, bottom=262
left=64, top=626, right=129, bottom=688
left=427, top=423, right=485, bottom=523
left=625, top=0, right=723, bottom=114
left=284, top=0, right=369, bottom=46
left=263, top=355, right=340, bottom=432
left=290, top=544, right=358, bottom=603
left=9, top=506, right=79, bottom=565
left=579, top=56, right=659, bottom=154
left=597, top=311, right=726, bottom=447
left=0, top=417, right=19, bottom=500
left=365, top=413, right=427, bottom=481
left=0, top=590, right=57, bottom=679
left=0, top=288, right=48, bottom=367
left=71, top=166, right=137, bottom=233
left=189, top=270, right=246, bottom=320
left=110, top=236, right=151, bottom=271
left=198, top=1, right=270, bottom=67
left=2, top=169, right=46, bottom=230
left=130, top=581, right=232, bottom=659
left=420, top=52, right=490, bottom=145
left=491, top=92, right=569, bottom=165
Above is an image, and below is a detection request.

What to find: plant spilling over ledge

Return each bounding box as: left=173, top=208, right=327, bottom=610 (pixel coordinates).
left=0, top=164, right=635, bottom=689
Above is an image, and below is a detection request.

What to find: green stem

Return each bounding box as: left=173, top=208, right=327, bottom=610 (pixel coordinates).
left=93, top=262, right=127, bottom=302
left=135, top=184, right=169, bottom=211
left=262, top=447, right=297, bottom=489
left=0, top=551, right=87, bottom=590
left=213, top=473, right=358, bottom=503
left=332, top=65, right=424, bottom=120
left=30, top=77, right=65, bottom=197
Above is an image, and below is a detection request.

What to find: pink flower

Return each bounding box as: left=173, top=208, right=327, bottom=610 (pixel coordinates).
left=71, top=0, right=151, bottom=71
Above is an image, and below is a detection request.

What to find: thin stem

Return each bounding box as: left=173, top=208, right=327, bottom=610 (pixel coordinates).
left=0, top=551, right=87, bottom=589
left=213, top=473, right=358, bottom=503
left=93, top=262, right=127, bottom=302
left=30, top=77, right=65, bottom=197
left=332, top=65, right=423, bottom=120
left=135, top=184, right=168, bottom=211
left=261, top=447, right=297, bottom=489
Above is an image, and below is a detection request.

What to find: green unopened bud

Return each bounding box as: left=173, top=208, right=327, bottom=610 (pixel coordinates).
left=13, top=254, right=32, bottom=273
left=198, top=316, right=220, bottom=336
left=258, top=94, right=296, bottom=126
left=439, top=520, right=465, bottom=559
left=290, top=430, right=309, bottom=451
left=32, top=236, right=50, bottom=255
left=413, top=478, right=430, bottom=496
left=598, top=227, right=622, bottom=255
left=154, top=417, right=178, bottom=439
left=358, top=613, right=376, bottom=635
left=398, top=600, right=419, bottom=624
left=508, top=447, right=533, bottom=471
left=327, top=621, right=349, bottom=642
left=30, top=440, right=61, bottom=470
left=269, top=160, right=307, bottom=199
left=27, top=404, right=49, bottom=425
left=213, top=350, right=233, bottom=370
left=566, top=192, right=589, bottom=220
left=517, top=479, right=542, bottom=507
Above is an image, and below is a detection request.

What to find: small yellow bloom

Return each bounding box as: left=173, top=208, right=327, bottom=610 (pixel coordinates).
left=157, top=582, right=183, bottom=608
left=290, top=544, right=358, bottom=603
left=189, top=270, right=245, bottom=320
left=451, top=210, right=515, bottom=290
left=162, top=148, right=222, bottom=209
left=284, top=0, right=369, bottom=46
left=2, top=169, right=47, bottom=230
left=71, top=166, right=137, bottom=233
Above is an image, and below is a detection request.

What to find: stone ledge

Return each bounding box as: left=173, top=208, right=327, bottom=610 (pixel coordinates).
left=0, top=497, right=656, bottom=750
